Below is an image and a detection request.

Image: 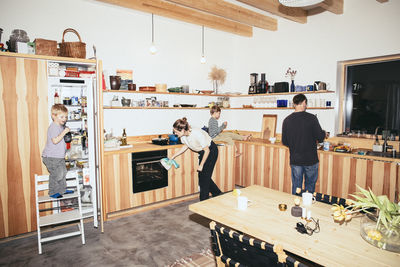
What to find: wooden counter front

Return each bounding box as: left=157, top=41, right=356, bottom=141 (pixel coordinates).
left=103, top=145, right=235, bottom=219
left=235, top=140, right=400, bottom=202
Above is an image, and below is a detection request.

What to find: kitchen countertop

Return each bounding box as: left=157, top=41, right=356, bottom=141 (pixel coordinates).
left=236, top=138, right=400, bottom=163
left=104, top=138, right=400, bottom=163
left=104, top=142, right=183, bottom=155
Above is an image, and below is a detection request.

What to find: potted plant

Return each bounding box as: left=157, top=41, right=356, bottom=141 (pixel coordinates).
left=349, top=185, right=400, bottom=252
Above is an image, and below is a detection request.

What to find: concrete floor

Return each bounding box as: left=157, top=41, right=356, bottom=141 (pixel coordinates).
left=0, top=199, right=214, bottom=267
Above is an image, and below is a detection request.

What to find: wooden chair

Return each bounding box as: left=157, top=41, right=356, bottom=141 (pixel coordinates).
left=295, top=188, right=350, bottom=206
left=35, top=171, right=85, bottom=254
left=210, top=221, right=309, bottom=267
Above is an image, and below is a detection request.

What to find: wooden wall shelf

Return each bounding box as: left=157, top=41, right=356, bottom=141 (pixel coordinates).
left=103, top=89, right=335, bottom=97
left=103, top=106, right=334, bottom=110
left=0, top=51, right=96, bottom=64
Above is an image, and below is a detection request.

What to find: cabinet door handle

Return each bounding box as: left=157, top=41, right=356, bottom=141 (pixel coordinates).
left=136, top=160, right=162, bottom=165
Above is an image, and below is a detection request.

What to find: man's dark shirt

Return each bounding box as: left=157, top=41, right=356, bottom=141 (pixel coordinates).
left=282, top=111, right=326, bottom=166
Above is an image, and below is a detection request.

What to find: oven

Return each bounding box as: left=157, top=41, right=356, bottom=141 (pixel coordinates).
left=132, top=150, right=168, bottom=193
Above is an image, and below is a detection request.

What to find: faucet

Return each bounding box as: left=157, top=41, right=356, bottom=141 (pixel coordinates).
left=374, top=126, right=381, bottom=141
left=382, top=136, right=393, bottom=153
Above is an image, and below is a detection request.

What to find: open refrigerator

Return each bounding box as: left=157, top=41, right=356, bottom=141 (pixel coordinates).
left=47, top=61, right=100, bottom=227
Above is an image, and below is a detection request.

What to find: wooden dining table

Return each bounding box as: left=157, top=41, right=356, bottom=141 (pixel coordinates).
left=189, top=185, right=400, bottom=267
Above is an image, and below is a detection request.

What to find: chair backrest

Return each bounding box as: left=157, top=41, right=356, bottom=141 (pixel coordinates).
left=295, top=187, right=350, bottom=206
left=210, top=221, right=307, bottom=267
left=35, top=171, right=78, bottom=193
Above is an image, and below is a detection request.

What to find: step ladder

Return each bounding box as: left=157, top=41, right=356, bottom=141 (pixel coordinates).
left=35, top=171, right=85, bottom=254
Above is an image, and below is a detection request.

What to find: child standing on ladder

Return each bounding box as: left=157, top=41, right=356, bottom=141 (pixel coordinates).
left=42, top=104, right=73, bottom=198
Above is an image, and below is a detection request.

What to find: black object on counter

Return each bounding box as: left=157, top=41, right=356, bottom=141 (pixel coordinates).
left=152, top=135, right=169, bottom=145
left=274, top=82, right=289, bottom=93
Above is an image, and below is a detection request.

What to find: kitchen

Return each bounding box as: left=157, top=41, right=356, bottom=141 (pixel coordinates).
left=0, top=0, right=400, bottom=265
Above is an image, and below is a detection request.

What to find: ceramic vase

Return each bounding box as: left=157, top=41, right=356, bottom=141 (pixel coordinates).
left=290, top=80, right=295, bottom=92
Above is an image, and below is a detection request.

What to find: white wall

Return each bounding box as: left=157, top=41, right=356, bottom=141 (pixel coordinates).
left=1, top=0, right=399, bottom=137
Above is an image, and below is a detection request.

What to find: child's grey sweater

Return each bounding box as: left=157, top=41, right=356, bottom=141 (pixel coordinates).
left=208, top=117, right=226, bottom=138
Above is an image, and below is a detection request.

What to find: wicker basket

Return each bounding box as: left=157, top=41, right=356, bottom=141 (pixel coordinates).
left=35, top=39, right=57, bottom=56
left=58, top=28, right=86, bottom=59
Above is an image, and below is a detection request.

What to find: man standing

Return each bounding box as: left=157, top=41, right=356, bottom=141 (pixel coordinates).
left=282, top=94, right=327, bottom=194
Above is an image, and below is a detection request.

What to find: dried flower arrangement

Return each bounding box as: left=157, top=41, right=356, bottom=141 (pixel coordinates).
left=208, top=66, right=226, bottom=93
left=208, top=65, right=226, bottom=84
left=285, top=67, right=297, bottom=80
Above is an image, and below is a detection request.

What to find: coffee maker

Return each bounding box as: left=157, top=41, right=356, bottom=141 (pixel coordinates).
left=249, top=73, right=258, bottom=94
left=257, top=73, right=268, bottom=94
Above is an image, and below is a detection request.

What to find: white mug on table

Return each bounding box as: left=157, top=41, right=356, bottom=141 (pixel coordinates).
left=237, top=196, right=248, bottom=210
left=302, top=192, right=316, bottom=206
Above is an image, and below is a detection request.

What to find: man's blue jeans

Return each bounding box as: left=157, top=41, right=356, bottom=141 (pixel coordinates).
left=290, top=163, right=319, bottom=195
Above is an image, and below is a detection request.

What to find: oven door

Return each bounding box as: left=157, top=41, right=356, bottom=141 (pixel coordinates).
left=132, top=150, right=168, bottom=193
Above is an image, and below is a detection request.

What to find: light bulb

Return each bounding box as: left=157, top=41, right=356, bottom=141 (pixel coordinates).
left=149, top=43, right=157, bottom=54
left=200, top=56, right=206, bottom=64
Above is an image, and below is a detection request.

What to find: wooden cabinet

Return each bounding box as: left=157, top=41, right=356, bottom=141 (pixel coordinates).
left=0, top=55, right=49, bottom=238
left=235, top=142, right=400, bottom=201
left=0, top=52, right=98, bottom=238
left=103, top=145, right=235, bottom=219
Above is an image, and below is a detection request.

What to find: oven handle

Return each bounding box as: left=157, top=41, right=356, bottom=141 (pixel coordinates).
left=136, top=159, right=162, bottom=165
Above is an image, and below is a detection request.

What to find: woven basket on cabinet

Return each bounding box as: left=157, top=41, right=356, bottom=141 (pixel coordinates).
left=58, top=28, right=86, bottom=59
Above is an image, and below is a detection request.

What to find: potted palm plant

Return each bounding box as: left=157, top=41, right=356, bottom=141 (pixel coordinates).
left=349, top=185, right=400, bottom=252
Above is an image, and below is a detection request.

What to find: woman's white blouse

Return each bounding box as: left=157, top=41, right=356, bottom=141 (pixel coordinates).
left=181, top=128, right=211, bottom=152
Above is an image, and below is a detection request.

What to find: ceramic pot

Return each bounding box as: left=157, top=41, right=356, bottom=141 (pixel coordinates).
left=110, top=76, right=121, bottom=90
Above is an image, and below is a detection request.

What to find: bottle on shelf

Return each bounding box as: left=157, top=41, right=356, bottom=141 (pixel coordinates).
left=121, top=128, right=127, bottom=146
left=54, top=89, right=60, bottom=104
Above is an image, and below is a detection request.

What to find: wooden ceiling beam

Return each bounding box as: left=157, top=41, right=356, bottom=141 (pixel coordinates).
left=165, top=0, right=277, bottom=31
left=236, top=0, right=307, bottom=24
left=318, top=0, right=343, bottom=14
left=95, top=0, right=253, bottom=37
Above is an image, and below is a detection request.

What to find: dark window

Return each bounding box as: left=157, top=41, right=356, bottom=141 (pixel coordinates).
left=345, top=60, right=400, bottom=135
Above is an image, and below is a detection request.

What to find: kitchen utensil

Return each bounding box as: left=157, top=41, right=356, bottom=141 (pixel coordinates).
left=274, top=82, right=289, bottom=93
left=248, top=73, right=258, bottom=94
left=314, top=81, right=327, bottom=91
left=168, top=134, right=179, bottom=144
left=152, top=135, right=169, bottom=145
left=168, top=87, right=183, bottom=93
left=179, top=104, right=197, bottom=107
left=199, top=90, right=213, bottom=94
left=110, top=76, right=121, bottom=90
left=121, top=97, right=131, bottom=107
left=139, top=86, right=156, bottom=91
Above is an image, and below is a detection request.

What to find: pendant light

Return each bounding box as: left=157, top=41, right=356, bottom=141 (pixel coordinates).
left=149, top=13, right=157, bottom=55
left=278, top=0, right=323, bottom=7
left=200, top=26, right=206, bottom=64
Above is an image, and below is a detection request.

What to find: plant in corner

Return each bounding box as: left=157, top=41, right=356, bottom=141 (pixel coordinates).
left=208, top=66, right=226, bottom=94
left=348, top=185, right=400, bottom=252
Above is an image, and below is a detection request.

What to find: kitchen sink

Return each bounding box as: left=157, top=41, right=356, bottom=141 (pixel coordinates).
left=366, top=151, right=400, bottom=159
